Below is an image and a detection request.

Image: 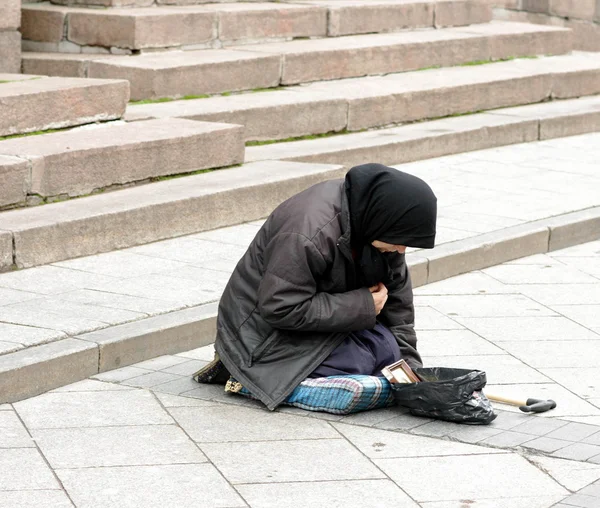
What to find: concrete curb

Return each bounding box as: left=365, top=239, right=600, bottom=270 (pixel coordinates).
left=1, top=206, right=599, bottom=404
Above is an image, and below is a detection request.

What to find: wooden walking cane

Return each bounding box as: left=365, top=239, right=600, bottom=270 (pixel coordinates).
left=485, top=392, right=557, bottom=413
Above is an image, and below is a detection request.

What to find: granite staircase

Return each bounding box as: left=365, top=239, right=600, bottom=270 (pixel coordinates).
left=0, top=0, right=598, bottom=273
left=1, top=0, right=600, bottom=402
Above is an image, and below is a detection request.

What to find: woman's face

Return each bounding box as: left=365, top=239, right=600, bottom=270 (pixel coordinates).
left=371, top=241, right=407, bottom=254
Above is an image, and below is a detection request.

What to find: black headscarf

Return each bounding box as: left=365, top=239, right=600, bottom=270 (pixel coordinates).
left=344, top=163, right=437, bottom=287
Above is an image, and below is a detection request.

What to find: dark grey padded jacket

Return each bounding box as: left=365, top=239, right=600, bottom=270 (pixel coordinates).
left=215, top=179, right=420, bottom=410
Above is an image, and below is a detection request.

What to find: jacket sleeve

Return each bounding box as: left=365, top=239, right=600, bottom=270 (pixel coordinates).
left=378, top=253, right=423, bottom=369
left=257, top=232, right=377, bottom=332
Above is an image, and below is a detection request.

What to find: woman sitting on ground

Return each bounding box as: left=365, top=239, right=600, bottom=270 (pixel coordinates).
left=195, top=163, right=437, bottom=411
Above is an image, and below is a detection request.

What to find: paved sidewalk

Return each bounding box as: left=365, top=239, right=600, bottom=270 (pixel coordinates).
left=1, top=133, right=600, bottom=356
left=2, top=241, right=600, bottom=507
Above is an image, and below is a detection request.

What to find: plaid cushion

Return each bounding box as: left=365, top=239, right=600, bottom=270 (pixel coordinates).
left=227, top=375, right=395, bottom=415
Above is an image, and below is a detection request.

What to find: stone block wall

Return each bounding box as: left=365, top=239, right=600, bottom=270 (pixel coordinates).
left=0, top=0, right=21, bottom=73
left=493, top=0, right=600, bottom=50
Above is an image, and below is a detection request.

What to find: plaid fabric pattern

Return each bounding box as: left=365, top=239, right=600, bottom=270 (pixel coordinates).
left=230, top=375, right=395, bottom=415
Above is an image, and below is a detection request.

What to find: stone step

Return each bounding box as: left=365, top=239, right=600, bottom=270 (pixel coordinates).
left=20, top=0, right=491, bottom=53
left=125, top=52, right=600, bottom=141
left=0, top=0, right=20, bottom=73
left=0, top=74, right=129, bottom=137
left=1, top=96, right=599, bottom=271
left=245, top=95, right=600, bottom=167
left=22, top=21, right=572, bottom=100
left=0, top=118, right=245, bottom=208
left=288, top=0, right=492, bottom=36
left=0, top=160, right=346, bottom=270
left=21, top=3, right=328, bottom=52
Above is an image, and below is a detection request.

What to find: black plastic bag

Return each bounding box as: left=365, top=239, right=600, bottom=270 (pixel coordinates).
left=391, top=367, right=497, bottom=425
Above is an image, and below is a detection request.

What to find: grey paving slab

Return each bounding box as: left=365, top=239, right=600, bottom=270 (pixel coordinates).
left=86, top=273, right=221, bottom=306
left=92, top=365, right=151, bottom=382
left=0, top=448, right=59, bottom=490
left=201, top=439, right=385, bottom=484
left=338, top=407, right=403, bottom=427
left=333, top=422, right=504, bottom=458
left=455, top=316, right=600, bottom=343
left=155, top=266, right=230, bottom=293
left=559, top=494, right=600, bottom=507
left=488, top=410, right=531, bottom=430
left=499, top=340, right=600, bottom=369
left=503, top=254, right=565, bottom=265
left=483, top=263, right=599, bottom=284
left=121, top=371, right=182, bottom=389
left=553, top=443, right=600, bottom=461
left=0, top=305, right=109, bottom=336
left=169, top=404, right=338, bottom=443
left=0, top=411, right=34, bottom=448
left=0, top=287, right=39, bottom=306
left=413, top=306, right=464, bottom=330
left=579, top=483, right=600, bottom=497
left=555, top=257, right=600, bottom=279
left=0, top=490, right=73, bottom=508
left=413, top=271, right=516, bottom=295
left=129, top=237, right=248, bottom=268
left=129, top=355, right=190, bottom=371
left=276, top=404, right=345, bottom=422
left=551, top=241, right=600, bottom=257
left=374, top=453, right=568, bottom=503
left=14, top=390, right=173, bottom=429
left=57, top=464, right=245, bottom=508
left=445, top=425, right=504, bottom=444
left=237, top=479, right=419, bottom=508
left=176, top=344, right=215, bottom=362
left=32, top=425, right=207, bottom=469
left=154, top=393, right=218, bottom=408
left=511, top=417, right=570, bottom=436
left=0, top=341, right=22, bottom=355
left=546, top=422, right=600, bottom=442
left=53, top=289, right=181, bottom=317
left=416, top=329, right=505, bottom=357
left=529, top=455, right=600, bottom=492
left=50, top=379, right=134, bottom=392
left=10, top=298, right=145, bottom=327
left=0, top=265, right=119, bottom=295
left=161, top=359, right=209, bottom=377
left=584, top=433, right=600, bottom=446
left=187, top=223, right=261, bottom=247
left=153, top=376, right=205, bottom=396
left=480, top=430, right=535, bottom=448
left=522, top=436, right=573, bottom=453
left=419, top=294, right=557, bottom=318
left=374, top=413, right=434, bottom=431
left=425, top=354, right=551, bottom=384
left=52, top=251, right=191, bottom=279
left=552, top=305, right=600, bottom=330
left=420, top=497, right=568, bottom=508
left=486, top=383, right=600, bottom=418
left=508, top=284, right=600, bottom=306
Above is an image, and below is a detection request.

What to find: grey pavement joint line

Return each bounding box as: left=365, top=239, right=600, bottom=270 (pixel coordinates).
left=479, top=280, right=600, bottom=403
left=11, top=407, right=77, bottom=507
left=151, top=391, right=252, bottom=508
left=327, top=421, right=421, bottom=505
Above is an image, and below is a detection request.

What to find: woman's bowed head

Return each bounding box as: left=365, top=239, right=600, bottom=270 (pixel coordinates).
left=346, top=163, right=437, bottom=315
left=202, top=162, right=438, bottom=411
